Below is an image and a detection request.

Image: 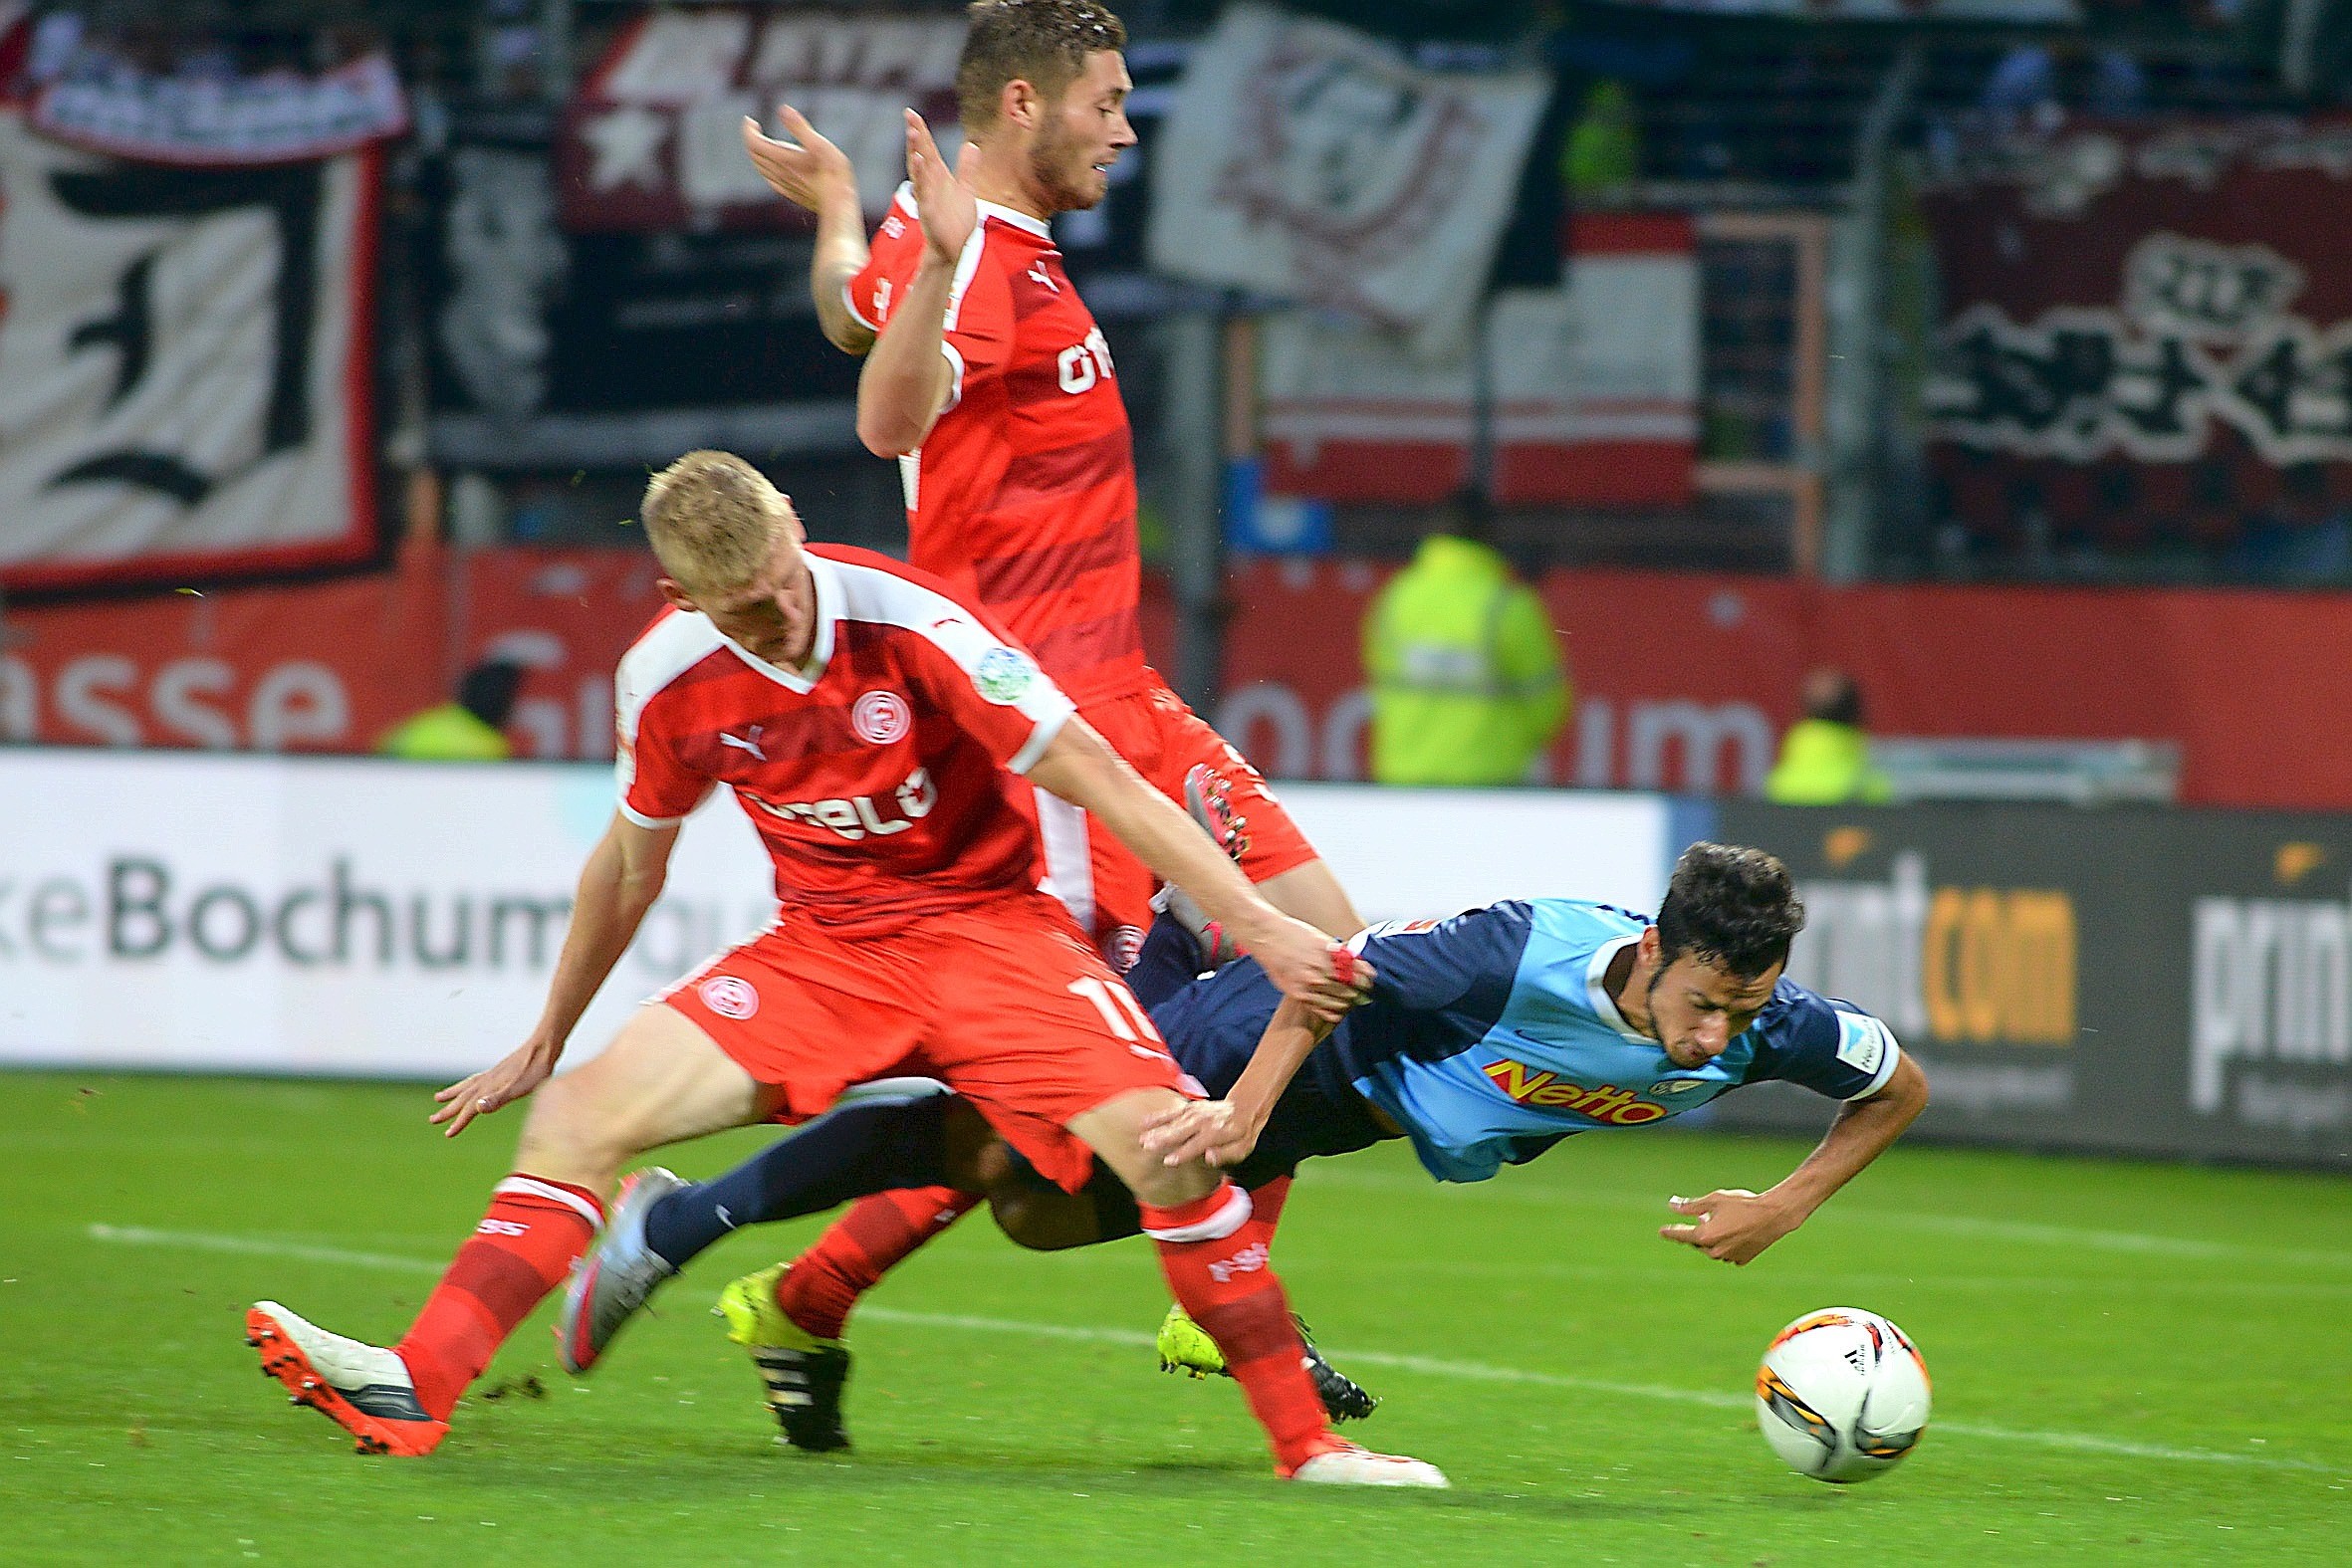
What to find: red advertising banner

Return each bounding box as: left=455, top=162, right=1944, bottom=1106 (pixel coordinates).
left=1923, top=120, right=2352, bottom=556
left=18, top=548, right=2352, bottom=810
left=1215, top=559, right=2352, bottom=810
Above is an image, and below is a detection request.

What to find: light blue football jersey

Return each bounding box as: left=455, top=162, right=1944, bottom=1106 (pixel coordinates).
left=1332, top=900, right=1902, bottom=1183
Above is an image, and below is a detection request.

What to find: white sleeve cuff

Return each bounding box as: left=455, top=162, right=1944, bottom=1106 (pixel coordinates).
left=1007, top=701, right=1074, bottom=776
left=1848, top=1040, right=1903, bottom=1100
left=842, top=275, right=880, bottom=333
left=939, top=341, right=966, bottom=415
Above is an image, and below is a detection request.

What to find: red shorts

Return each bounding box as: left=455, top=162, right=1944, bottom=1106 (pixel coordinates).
left=1036, top=678, right=1319, bottom=966
left=661, top=889, right=1194, bottom=1191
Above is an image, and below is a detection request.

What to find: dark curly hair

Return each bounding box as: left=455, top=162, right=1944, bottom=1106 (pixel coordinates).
left=1654, top=842, right=1805, bottom=980
left=957, top=0, right=1127, bottom=129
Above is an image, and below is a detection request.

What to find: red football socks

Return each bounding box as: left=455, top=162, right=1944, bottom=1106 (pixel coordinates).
left=1140, top=1182, right=1334, bottom=1473
left=393, top=1174, right=602, bottom=1422
left=776, top=1186, right=981, bottom=1340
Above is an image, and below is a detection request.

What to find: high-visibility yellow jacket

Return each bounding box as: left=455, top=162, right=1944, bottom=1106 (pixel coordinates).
left=1363, top=535, right=1569, bottom=786
left=1764, top=719, right=1891, bottom=805
left=375, top=703, right=512, bottom=762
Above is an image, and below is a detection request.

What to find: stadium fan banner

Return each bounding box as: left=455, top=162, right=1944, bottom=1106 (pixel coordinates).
left=17, top=33, right=407, bottom=165
left=556, top=6, right=962, bottom=233
left=1258, top=216, right=1700, bottom=507
left=1148, top=4, right=1548, bottom=357
left=1698, top=802, right=2352, bottom=1171
left=0, top=113, right=378, bottom=592
left=1922, top=118, right=2352, bottom=548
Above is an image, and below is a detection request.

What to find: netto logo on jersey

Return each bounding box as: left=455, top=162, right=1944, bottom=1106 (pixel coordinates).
left=743, top=767, right=938, bottom=840
left=1791, top=849, right=2076, bottom=1048
left=1482, top=1058, right=1668, bottom=1124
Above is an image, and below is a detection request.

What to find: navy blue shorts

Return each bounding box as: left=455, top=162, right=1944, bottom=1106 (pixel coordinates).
left=1039, top=959, right=1394, bottom=1239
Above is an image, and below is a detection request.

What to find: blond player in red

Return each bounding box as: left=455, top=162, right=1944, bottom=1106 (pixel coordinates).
left=240, top=451, right=1441, bottom=1486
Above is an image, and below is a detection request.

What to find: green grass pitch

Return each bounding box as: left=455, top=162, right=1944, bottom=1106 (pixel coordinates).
left=4, top=1069, right=2346, bottom=1565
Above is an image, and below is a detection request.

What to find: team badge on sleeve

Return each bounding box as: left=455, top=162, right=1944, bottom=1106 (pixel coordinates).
left=1835, top=1012, right=1895, bottom=1076
left=973, top=646, right=1040, bottom=704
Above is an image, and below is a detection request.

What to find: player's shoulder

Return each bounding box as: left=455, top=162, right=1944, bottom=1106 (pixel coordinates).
left=813, top=545, right=986, bottom=629
left=1747, top=977, right=1898, bottom=1079
left=1356, top=899, right=1533, bottom=951
left=615, top=606, right=730, bottom=733
left=1527, top=898, right=1649, bottom=955
left=811, top=546, right=1038, bottom=671
left=876, top=182, right=919, bottom=237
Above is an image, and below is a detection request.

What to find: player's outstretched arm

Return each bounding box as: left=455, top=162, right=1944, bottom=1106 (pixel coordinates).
left=1027, top=721, right=1371, bottom=1020
left=431, top=813, right=680, bottom=1137
left=854, top=112, right=976, bottom=456
left=1140, top=996, right=1339, bottom=1169
left=740, top=106, right=874, bottom=354
left=1660, top=1052, right=1929, bottom=1265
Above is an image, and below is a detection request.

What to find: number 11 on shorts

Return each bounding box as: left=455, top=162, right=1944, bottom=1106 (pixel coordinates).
left=1067, top=975, right=1161, bottom=1044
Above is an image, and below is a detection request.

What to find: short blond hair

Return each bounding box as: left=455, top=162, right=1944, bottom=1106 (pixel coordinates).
left=640, top=450, right=790, bottom=594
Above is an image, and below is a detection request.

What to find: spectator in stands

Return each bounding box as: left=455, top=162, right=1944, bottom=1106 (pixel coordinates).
left=1362, top=490, right=1569, bottom=786
left=376, top=659, right=526, bottom=762
left=1764, top=667, right=1892, bottom=805
left=1562, top=79, right=1640, bottom=202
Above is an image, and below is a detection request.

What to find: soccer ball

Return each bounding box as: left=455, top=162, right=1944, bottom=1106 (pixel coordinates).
left=1754, top=1307, right=1931, bottom=1483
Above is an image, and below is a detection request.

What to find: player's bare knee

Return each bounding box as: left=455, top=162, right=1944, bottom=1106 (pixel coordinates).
left=512, top=1071, right=636, bottom=1190
left=1123, top=1156, right=1217, bottom=1212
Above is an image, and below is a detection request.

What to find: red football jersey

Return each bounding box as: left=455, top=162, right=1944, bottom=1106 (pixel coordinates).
left=846, top=185, right=1147, bottom=706
left=615, top=545, right=1075, bottom=935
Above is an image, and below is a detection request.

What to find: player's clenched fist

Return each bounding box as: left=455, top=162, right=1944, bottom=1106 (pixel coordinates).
left=1243, top=918, right=1373, bottom=1022
left=1659, top=1188, right=1800, bottom=1266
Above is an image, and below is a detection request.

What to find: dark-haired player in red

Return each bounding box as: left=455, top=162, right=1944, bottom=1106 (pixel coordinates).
left=732, top=0, right=1372, bottom=1367
left=241, top=451, right=1440, bottom=1486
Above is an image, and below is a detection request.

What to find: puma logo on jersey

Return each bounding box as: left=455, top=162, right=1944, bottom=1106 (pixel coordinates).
left=719, top=726, right=767, bottom=762
left=1028, top=261, right=1060, bottom=294
left=744, top=767, right=938, bottom=840
left=1482, top=1057, right=1670, bottom=1125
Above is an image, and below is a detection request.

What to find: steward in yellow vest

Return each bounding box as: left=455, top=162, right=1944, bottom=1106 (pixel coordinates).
left=1764, top=668, right=1892, bottom=804
left=376, top=661, right=524, bottom=762
left=1363, top=528, right=1568, bottom=786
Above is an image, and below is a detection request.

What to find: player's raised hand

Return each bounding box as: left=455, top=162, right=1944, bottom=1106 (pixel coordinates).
left=742, top=104, right=855, bottom=213
left=1659, top=1188, right=1799, bottom=1266
left=1248, top=918, right=1374, bottom=1023
left=430, top=1035, right=564, bottom=1138
left=1140, top=1098, right=1261, bottom=1169
left=904, top=109, right=977, bottom=265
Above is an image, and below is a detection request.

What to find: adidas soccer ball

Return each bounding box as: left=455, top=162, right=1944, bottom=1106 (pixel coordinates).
left=1754, top=1307, right=1931, bottom=1483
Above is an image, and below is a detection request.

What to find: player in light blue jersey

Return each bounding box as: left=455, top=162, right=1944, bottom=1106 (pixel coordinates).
left=557, top=842, right=1928, bottom=1449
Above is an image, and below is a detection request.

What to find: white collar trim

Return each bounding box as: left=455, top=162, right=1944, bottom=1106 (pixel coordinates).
left=976, top=197, right=1051, bottom=239
left=715, top=553, right=839, bottom=694
left=1584, top=934, right=1652, bottom=1043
